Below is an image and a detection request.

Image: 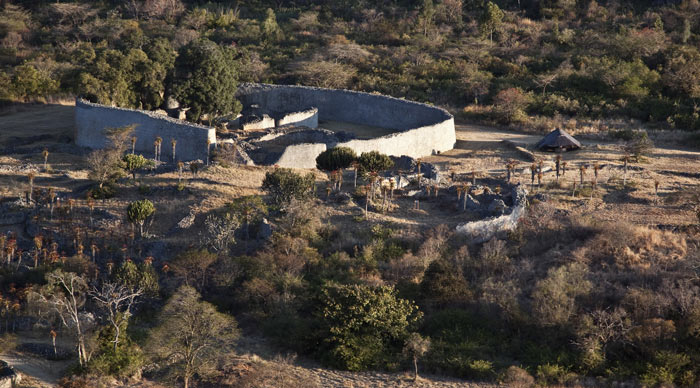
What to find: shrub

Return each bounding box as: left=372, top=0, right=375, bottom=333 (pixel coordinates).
left=317, top=283, right=422, bottom=371
left=420, top=259, right=472, bottom=305
left=501, top=366, right=535, bottom=388
left=492, top=88, right=531, bottom=124
left=535, top=363, right=570, bottom=385
left=315, top=147, right=357, bottom=172
left=261, top=168, right=315, bottom=211
left=641, top=351, right=692, bottom=387
left=357, top=151, right=393, bottom=175
left=531, top=262, right=591, bottom=327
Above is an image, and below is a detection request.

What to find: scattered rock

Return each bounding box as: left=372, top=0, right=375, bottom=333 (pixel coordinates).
left=488, top=199, right=507, bottom=215
left=177, top=209, right=197, bottom=229
left=532, top=193, right=549, bottom=202
left=0, top=360, right=21, bottom=388
left=465, top=194, right=481, bottom=211
left=335, top=192, right=352, bottom=204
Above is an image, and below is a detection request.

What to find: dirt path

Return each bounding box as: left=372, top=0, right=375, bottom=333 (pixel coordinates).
left=0, top=352, right=70, bottom=387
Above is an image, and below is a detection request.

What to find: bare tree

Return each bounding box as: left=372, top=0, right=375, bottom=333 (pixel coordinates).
left=403, top=333, right=431, bottom=381
left=89, top=282, right=143, bottom=352
left=32, top=270, right=90, bottom=366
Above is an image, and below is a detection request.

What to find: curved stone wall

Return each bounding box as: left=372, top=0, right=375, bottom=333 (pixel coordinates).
left=277, top=107, right=319, bottom=128
left=237, top=83, right=456, bottom=164
left=75, top=99, right=216, bottom=162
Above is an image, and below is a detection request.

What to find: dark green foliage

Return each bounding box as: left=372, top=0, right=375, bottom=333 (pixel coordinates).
left=126, top=199, right=155, bottom=236
left=357, top=151, right=393, bottom=174
left=261, top=168, right=315, bottom=210
left=420, top=259, right=472, bottom=305
left=122, top=154, right=153, bottom=180
left=113, top=260, right=159, bottom=296
left=171, top=39, right=242, bottom=122
left=87, top=324, right=144, bottom=379
left=315, top=147, right=357, bottom=172
left=317, top=282, right=422, bottom=371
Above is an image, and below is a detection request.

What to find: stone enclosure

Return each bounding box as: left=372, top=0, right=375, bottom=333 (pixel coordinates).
left=75, top=83, right=456, bottom=167
left=235, top=83, right=456, bottom=168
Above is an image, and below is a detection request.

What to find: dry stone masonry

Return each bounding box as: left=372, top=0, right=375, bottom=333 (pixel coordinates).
left=75, top=83, right=456, bottom=168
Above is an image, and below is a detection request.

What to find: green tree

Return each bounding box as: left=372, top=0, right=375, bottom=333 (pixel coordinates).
left=479, top=1, right=503, bottom=42
left=261, top=168, right=315, bottom=211
left=357, top=151, right=394, bottom=175
left=262, top=8, right=283, bottom=42
left=122, top=154, right=153, bottom=180
left=420, top=259, right=472, bottom=305
left=127, top=199, right=155, bottom=237
left=318, top=283, right=422, bottom=371
left=316, top=147, right=357, bottom=172
left=11, top=63, right=59, bottom=101
left=171, top=39, right=242, bottom=122
left=113, top=259, right=159, bottom=296
left=148, top=286, right=239, bottom=388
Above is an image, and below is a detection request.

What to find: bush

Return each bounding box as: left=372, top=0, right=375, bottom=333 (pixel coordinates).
left=261, top=168, right=315, bottom=211
left=357, top=151, right=393, bottom=174
left=420, top=259, right=472, bottom=305
left=535, top=363, right=570, bottom=385
left=317, top=283, right=422, bottom=371
left=501, top=365, right=535, bottom=388
left=315, top=147, right=357, bottom=171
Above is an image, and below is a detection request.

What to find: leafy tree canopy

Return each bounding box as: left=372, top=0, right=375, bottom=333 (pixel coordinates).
left=171, top=38, right=242, bottom=122
left=316, top=147, right=357, bottom=172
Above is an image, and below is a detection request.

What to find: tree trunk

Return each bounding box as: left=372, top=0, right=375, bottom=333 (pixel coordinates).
left=413, top=355, right=418, bottom=381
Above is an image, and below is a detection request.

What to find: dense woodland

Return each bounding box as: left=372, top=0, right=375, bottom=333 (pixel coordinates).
left=1, top=0, right=700, bottom=131
left=1, top=1, right=700, bottom=387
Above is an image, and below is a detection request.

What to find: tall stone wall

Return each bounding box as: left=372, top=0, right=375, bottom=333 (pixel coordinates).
left=75, top=99, right=216, bottom=161
left=276, top=107, right=318, bottom=128
left=237, top=84, right=456, bottom=164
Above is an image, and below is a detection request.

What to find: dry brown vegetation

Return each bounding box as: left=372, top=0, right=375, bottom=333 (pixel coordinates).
left=2, top=103, right=700, bottom=387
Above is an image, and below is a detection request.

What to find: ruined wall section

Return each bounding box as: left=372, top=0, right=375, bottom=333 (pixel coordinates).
left=75, top=99, right=216, bottom=161
left=237, top=84, right=455, bottom=163
left=455, top=185, right=528, bottom=243
left=276, top=107, right=318, bottom=128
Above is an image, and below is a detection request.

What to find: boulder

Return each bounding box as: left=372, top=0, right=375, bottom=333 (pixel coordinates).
left=0, top=361, right=20, bottom=388
left=488, top=199, right=507, bottom=215
left=465, top=194, right=481, bottom=211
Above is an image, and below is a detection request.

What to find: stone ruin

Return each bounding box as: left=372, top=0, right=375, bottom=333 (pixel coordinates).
left=0, top=361, right=20, bottom=388
left=75, top=83, right=456, bottom=168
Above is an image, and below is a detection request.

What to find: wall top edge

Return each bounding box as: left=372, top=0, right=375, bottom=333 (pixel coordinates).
left=237, top=83, right=454, bottom=120
left=75, top=98, right=215, bottom=132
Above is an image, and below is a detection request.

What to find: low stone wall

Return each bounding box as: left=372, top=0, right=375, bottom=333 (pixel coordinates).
left=455, top=185, right=528, bottom=243
left=276, top=143, right=328, bottom=169
left=237, top=84, right=456, bottom=165
left=75, top=99, right=216, bottom=162
left=276, top=107, right=318, bottom=128
left=241, top=114, right=275, bottom=131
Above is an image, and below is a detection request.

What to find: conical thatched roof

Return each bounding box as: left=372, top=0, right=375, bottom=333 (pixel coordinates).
left=536, top=128, right=581, bottom=151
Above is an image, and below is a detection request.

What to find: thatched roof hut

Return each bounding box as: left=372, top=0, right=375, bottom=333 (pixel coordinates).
left=536, top=128, right=581, bottom=152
